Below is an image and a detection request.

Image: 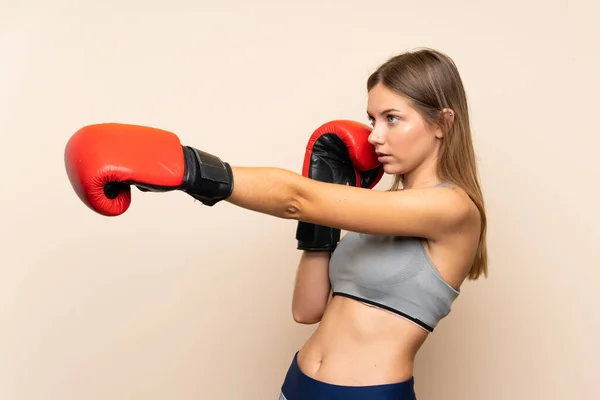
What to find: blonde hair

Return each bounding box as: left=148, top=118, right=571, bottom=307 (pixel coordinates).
left=367, top=48, right=488, bottom=280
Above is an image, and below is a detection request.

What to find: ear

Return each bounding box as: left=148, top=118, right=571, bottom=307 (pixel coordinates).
left=436, top=108, right=454, bottom=138
left=442, top=108, right=455, bottom=125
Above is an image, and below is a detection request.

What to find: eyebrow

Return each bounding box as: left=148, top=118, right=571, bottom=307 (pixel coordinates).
left=367, top=108, right=402, bottom=116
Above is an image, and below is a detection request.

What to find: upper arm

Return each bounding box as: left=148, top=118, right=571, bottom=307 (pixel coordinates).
left=294, top=180, right=478, bottom=240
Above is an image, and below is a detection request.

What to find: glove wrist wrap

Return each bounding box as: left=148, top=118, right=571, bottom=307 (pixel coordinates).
left=296, top=221, right=340, bottom=251
left=181, top=146, right=234, bottom=206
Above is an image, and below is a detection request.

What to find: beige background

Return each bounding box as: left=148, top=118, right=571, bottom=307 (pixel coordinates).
left=1, top=1, right=599, bottom=399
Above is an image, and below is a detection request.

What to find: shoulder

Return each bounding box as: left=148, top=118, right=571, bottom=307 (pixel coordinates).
left=429, top=183, right=477, bottom=213
left=423, top=183, right=481, bottom=234
left=385, top=182, right=480, bottom=240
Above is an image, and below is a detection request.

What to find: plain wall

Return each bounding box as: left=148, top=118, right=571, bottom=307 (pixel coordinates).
left=1, top=1, right=598, bottom=399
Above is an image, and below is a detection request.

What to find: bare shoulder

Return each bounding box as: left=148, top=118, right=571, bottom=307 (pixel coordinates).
left=403, top=183, right=481, bottom=240
left=434, top=185, right=481, bottom=228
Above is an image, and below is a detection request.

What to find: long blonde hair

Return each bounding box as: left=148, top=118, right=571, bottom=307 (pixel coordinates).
left=367, top=48, right=488, bottom=280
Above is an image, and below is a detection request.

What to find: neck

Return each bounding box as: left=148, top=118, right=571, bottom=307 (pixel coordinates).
left=402, top=175, right=441, bottom=190
left=402, top=155, right=441, bottom=190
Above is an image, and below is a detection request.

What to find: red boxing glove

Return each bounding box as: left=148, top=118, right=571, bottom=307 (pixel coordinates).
left=64, top=123, right=234, bottom=216
left=296, top=120, right=384, bottom=251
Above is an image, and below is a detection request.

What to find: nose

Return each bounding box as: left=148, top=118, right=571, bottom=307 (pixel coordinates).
left=368, top=126, right=385, bottom=146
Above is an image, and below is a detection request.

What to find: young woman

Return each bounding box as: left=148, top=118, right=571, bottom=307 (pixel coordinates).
left=65, top=47, right=486, bottom=400
left=270, top=48, right=487, bottom=400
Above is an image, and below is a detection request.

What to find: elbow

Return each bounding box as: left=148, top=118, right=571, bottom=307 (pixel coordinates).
left=283, top=171, right=310, bottom=220
left=284, top=182, right=306, bottom=221
left=292, top=310, right=323, bottom=325
left=284, top=197, right=303, bottom=220
left=291, top=293, right=327, bottom=325
left=292, top=303, right=324, bottom=324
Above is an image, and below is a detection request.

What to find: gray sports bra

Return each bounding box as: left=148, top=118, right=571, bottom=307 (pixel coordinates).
left=328, top=183, right=460, bottom=332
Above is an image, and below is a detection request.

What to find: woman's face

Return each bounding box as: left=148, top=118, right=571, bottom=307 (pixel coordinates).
left=367, top=83, right=443, bottom=176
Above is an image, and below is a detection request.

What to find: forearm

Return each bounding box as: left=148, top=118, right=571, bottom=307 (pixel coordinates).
left=226, top=166, right=305, bottom=219
left=292, top=250, right=332, bottom=324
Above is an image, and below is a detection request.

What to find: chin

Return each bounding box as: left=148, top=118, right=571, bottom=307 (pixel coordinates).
left=382, top=163, right=404, bottom=175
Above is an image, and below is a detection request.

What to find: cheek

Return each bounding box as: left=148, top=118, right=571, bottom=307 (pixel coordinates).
left=388, top=124, right=423, bottom=155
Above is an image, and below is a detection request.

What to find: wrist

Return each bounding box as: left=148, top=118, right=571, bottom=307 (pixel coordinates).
left=296, top=221, right=340, bottom=251
left=180, top=146, right=234, bottom=206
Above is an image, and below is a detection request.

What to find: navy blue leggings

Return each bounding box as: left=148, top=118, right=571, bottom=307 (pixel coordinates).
left=279, top=352, right=417, bottom=400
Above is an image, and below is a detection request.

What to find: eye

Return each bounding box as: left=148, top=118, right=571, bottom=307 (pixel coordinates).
left=387, top=115, right=399, bottom=124
left=368, top=116, right=375, bottom=126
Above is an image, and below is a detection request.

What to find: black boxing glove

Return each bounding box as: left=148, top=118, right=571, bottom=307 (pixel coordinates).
left=295, top=120, right=384, bottom=251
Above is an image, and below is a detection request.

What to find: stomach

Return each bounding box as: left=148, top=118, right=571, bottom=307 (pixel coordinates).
left=296, top=295, right=429, bottom=386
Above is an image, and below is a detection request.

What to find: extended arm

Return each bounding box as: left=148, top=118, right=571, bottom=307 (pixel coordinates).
left=227, top=166, right=475, bottom=240
left=64, top=122, right=474, bottom=241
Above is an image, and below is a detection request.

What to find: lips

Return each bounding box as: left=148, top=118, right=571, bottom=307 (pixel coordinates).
left=376, top=152, right=392, bottom=162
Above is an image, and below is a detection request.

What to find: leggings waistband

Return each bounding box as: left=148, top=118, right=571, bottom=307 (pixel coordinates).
left=279, top=352, right=416, bottom=400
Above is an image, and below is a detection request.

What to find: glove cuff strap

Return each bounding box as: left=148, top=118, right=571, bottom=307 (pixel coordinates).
left=296, top=221, right=340, bottom=252
left=181, top=146, right=234, bottom=206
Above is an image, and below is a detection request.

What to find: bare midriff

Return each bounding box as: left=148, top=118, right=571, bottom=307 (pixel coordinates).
left=296, top=295, right=429, bottom=386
